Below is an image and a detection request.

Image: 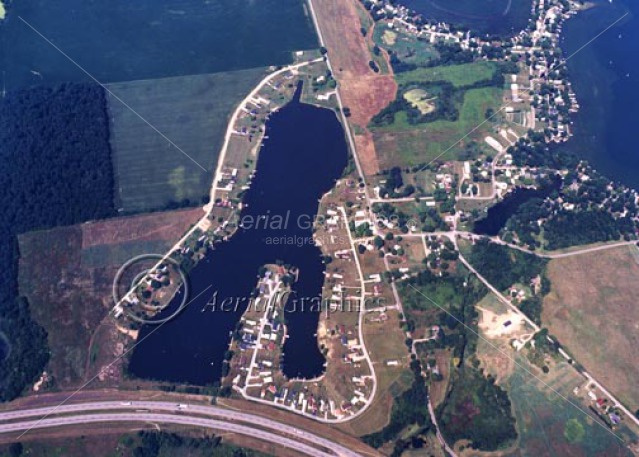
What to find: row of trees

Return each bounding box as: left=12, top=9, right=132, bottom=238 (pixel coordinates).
left=124, top=431, right=258, bottom=457
left=0, top=82, right=117, bottom=400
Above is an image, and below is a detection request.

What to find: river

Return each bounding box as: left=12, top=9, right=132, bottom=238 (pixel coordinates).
left=128, top=84, right=348, bottom=384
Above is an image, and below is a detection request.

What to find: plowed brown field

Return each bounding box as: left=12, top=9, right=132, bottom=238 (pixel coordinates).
left=311, top=0, right=396, bottom=175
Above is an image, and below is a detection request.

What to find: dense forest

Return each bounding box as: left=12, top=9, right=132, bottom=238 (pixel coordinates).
left=0, top=82, right=116, bottom=400
left=438, top=367, right=518, bottom=450
left=468, top=239, right=547, bottom=291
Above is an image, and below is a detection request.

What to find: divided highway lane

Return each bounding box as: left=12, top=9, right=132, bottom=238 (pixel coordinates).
left=0, top=401, right=362, bottom=457
left=0, top=413, right=330, bottom=457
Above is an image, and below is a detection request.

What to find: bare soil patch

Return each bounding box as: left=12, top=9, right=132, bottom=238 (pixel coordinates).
left=311, top=0, right=397, bottom=175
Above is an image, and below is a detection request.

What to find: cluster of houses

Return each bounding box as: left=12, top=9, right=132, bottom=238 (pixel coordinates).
left=113, top=263, right=171, bottom=319
left=239, top=95, right=271, bottom=121
left=215, top=167, right=239, bottom=193
left=508, top=286, right=529, bottom=303
left=227, top=269, right=372, bottom=420
left=512, top=0, right=580, bottom=142
left=583, top=387, right=625, bottom=429
left=367, top=0, right=580, bottom=145
left=363, top=0, right=475, bottom=49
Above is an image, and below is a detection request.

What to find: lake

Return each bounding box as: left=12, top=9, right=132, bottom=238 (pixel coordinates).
left=0, top=336, right=7, bottom=362
left=473, top=176, right=561, bottom=236
left=397, top=0, right=532, bottom=37
left=128, top=84, right=348, bottom=384
left=553, top=0, right=639, bottom=191
left=0, top=0, right=317, bottom=89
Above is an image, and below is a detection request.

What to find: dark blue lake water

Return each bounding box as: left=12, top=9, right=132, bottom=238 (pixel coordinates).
left=554, top=0, right=639, bottom=191
left=0, top=337, right=7, bottom=362
left=398, top=0, right=532, bottom=37
left=473, top=176, right=561, bottom=236
left=128, top=85, right=348, bottom=384
left=0, top=0, right=317, bottom=89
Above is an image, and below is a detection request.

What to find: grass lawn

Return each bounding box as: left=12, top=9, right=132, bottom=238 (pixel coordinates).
left=374, top=86, right=503, bottom=167
left=372, top=23, right=439, bottom=67
left=108, top=68, right=266, bottom=212
left=396, top=61, right=499, bottom=87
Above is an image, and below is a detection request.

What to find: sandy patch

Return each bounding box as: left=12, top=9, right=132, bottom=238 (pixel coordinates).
left=478, top=306, right=525, bottom=338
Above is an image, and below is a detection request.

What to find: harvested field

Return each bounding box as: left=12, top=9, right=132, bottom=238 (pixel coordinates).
left=310, top=0, right=397, bottom=175
left=543, top=245, right=639, bottom=411
left=82, top=208, right=203, bottom=248
left=17, top=209, right=202, bottom=389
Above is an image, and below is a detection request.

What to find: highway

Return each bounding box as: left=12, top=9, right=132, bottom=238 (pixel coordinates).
left=0, top=401, right=363, bottom=457
left=0, top=414, right=332, bottom=457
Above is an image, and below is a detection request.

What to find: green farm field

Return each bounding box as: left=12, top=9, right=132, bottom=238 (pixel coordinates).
left=373, top=86, right=503, bottom=168
left=396, top=61, right=499, bottom=87
left=107, top=68, right=267, bottom=212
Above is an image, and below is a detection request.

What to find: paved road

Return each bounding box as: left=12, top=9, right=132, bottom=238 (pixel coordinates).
left=307, top=0, right=370, bottom=202
left=0, top=401, right=362, bottom=457
left=339, top=206, right=378, bottom=419
left=0, top=413, right=332, bottom=457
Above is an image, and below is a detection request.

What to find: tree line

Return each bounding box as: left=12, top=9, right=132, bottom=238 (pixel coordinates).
left=0, top=82, right=117, bottom=400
